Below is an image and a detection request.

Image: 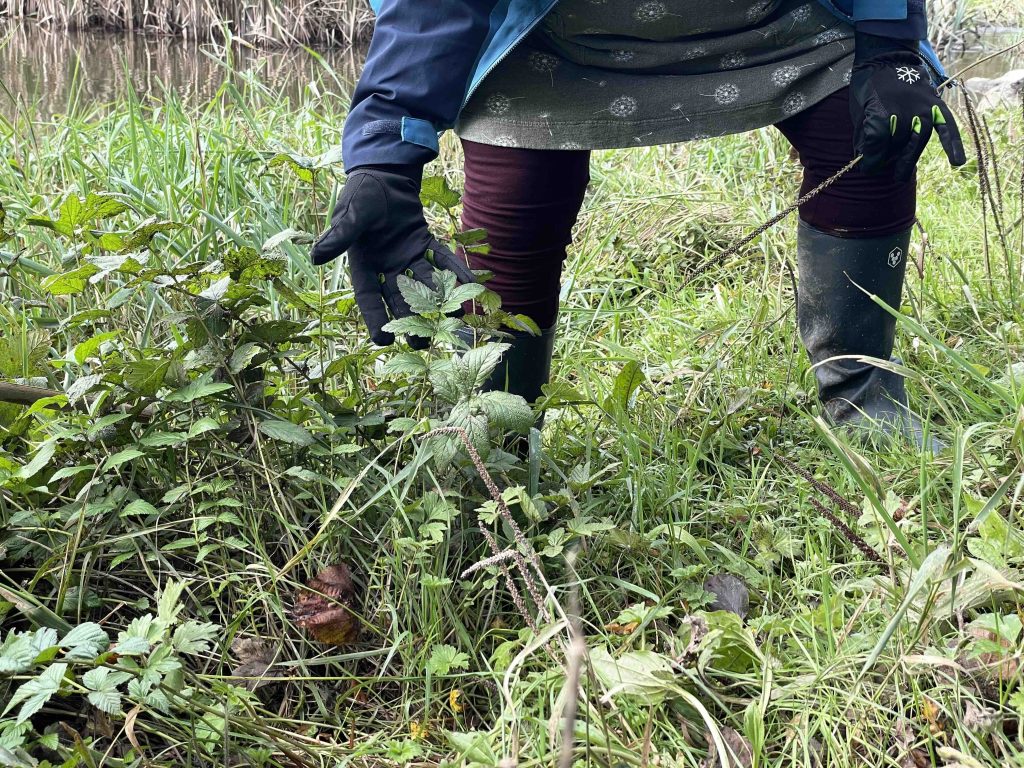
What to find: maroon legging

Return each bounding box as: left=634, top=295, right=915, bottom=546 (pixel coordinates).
left=461, top=87, right=916, bottom=329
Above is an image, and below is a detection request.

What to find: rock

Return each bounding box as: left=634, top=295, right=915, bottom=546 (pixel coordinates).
left=964, top=69, right=1024, bottom=111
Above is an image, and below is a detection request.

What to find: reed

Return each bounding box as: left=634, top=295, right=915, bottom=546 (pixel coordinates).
left=0, top=0, right=373, bottom=45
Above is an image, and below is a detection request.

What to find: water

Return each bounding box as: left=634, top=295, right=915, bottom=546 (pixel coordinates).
left=0, top=24, right=362, bottom=118
left=0, top=22, right=1019, bottom=119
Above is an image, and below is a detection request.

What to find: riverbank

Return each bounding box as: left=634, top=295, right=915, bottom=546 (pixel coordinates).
left=0, top=0, right=373, bottom=45
left=1, top=46, right=1024, bottom=766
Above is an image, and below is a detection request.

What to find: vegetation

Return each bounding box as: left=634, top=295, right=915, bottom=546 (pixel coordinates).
left=0, top=0, right=372, bottom=45
left=1, top=47, right=1024, bottom=768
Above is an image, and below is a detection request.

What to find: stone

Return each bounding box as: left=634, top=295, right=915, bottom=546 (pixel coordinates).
left=964, top=69, right=1024, bottom=111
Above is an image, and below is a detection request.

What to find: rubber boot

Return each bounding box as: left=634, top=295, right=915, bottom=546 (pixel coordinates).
left=797, top=221, right=939, bottom=451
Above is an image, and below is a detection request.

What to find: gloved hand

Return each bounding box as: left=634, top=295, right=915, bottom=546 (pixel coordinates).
left=311, top=166, right=477, bottom=346
left=850, top=32, right=967, bottom=181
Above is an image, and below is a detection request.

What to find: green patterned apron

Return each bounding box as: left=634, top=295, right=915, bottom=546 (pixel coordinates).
left=455, top=0, right=855, bottom=149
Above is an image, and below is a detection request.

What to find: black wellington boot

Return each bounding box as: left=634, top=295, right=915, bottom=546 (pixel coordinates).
left=797, top=221, right=940, bottom=452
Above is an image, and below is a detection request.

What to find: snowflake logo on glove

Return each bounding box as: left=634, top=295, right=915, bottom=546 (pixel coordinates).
left=895, top=66, right=920, bottom=84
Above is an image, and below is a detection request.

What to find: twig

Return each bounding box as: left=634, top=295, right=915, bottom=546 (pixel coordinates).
left=682, top=155, right=862, bottom=286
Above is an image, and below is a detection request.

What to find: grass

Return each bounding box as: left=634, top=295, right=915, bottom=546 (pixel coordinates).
left=1, top=46, right=1024, bottom=768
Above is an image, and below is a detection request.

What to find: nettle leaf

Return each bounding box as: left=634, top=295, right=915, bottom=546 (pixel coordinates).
left=165, top=375, right=233, bottom=404
left=419, top=176, right=462, bottom=210
left=382, top=352, right=429, bottom=378
left=74, top=331, right=119, bottom=364
left=121, top=499, right=159, bottom=517
left=397, top=274, right=440, bottom=315
left=382, top=316, right=435, bottom=338
left=229, top=342, right=263, bottom=374
left=268, top=153, right=315, bottom=183
left=259, top=419, right=315, bottom=447
left=122, top=359, right=171, bottom=397
left=474, top=391, right=535, bottom=433
left=66, top=373, right=105, bottom=404
left=425, top=644, right=469, bottom=676
left=102, top=449, right=145, bottom=471
left=224, top=246, right=287, bottom=282
left=41, top=264, right=100, bottom=296
left=121, top=220, right=179, bottom=251
left=80, top=193, right=131, bottom=222
left=451, top=343, right=509, bottom=394
left=61, top=623, right=109, bottom=660
left=439, top=282, right=485, bottom=315
left=4, top=663, right=68, bottom=724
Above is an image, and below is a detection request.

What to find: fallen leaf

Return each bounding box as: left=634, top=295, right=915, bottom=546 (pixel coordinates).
left=700, top=726, right=753, bottom=768
left=604, top=621, right=639, bottom=635
left=704, top=574, right=750, bottom=619
left=292, top=563, right=360, bottom=645
left=961, top=625, right=1020, bottom=683
left=229, top=637, right=280, bottom=690
left=962, top=700, right=999, bottom=733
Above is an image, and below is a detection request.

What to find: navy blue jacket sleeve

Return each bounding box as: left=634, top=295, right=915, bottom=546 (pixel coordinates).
left=855, top=0, right=927, bottom=39
left=342, top=0, right=500, bottom=171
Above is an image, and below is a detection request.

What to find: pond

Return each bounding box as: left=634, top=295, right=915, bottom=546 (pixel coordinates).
left=0, top=22, right=1020, bottom=119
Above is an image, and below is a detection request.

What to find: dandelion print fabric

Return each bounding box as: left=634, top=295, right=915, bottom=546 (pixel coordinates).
left=456, top=0, right=855, bottom=149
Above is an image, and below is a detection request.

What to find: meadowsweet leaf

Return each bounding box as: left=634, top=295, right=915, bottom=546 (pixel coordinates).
left=438, top=282, right=485, bottom=314
left=157, top=582, right=186, bottom=627
left=0, top=633, right=37, bottom=674
left=382, top=316, right=435, bottom=338
left=4, top=663, right=68, bottom=723
left=61, top=623, right=108, bottom=660
left=171, top=622, right=218, bottom=655
left=426, top=644, right=469, bottom=676
left=259, top=419, right=315, bottom=447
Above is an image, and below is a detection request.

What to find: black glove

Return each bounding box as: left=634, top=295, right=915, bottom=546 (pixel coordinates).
left=850, top=32, right=967, bottom=181
left=310, top=166, right=477, bottom=346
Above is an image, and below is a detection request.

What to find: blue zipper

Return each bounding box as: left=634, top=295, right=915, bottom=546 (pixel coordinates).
left=461, top=0, right=562, bottom=109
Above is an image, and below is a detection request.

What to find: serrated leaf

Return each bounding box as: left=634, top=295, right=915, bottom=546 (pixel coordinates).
left=4, top=663, right=67, bottom=723
left=139, top=432, right=187, bottom=448
left=188, top=417, right=221, bottom=438
left=121, top=220, right=179, bottom=251
left=382, top=352, right=429, bottom=378
left=381, top=316, right=435, bottom=338
left=0, top=633, right=37, bottom=674
left=16, top=439, right=56, bottom=480
left=121, top=499, right=159, bottom=517
left=396, top=274, right=440, bottom=315
left=61, top=623, right=108, bottom=660
left=122, top=358, right=170, bottom=397
left=157, top=582, right=186, bottom=627
left=86, top=688, right=122, bottom=714
left=102, top=448, right=145, bottom=471
left=419, top=176, right=461, bottom=210
left=164, top=378, right=232, bottom=404
left=259, top=420, right=315, bottom=447
left=590, top=647, right=676, bottom=703
left=438, top=282, right=485, bottom=314
left=475, top=390, right=535, bottom=432
left=66, top=373, right=105, bottom=404
left=41, top=264, right=100, bottom=296
left=426, top=644, right=469, bottom=676
left=73, top=331, right=119, bottom=365
left=229, top=342, right=262, bottom=374
left=171, top=621, right=218, bottom=654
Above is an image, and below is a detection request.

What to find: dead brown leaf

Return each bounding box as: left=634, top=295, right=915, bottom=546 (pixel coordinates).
left=229, top=637, right=280, bottom=690
left=700, top=727, right=753, bottom=768
left=960, top=626, right=1020, bottom=684
left=292, top=563, right=360, bottom=645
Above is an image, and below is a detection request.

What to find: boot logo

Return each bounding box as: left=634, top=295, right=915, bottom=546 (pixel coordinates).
left=887, top=247, right=903, bottom=268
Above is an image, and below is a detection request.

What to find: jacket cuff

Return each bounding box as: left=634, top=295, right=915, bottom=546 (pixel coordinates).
left=343, top=116, right=440, bottom=172
left=854, top=0, right=926, bottom=39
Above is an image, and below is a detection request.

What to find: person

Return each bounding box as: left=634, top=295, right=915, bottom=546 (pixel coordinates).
left=310, top=0, right=966, bottom=449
